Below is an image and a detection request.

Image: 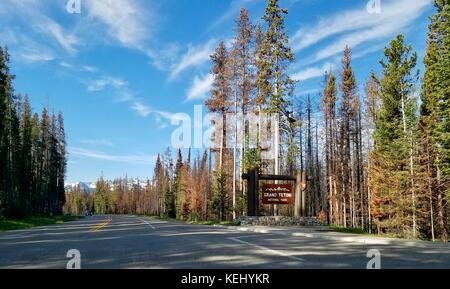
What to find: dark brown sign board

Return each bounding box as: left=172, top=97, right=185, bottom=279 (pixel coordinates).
left=262, top=184, right=294, bottom=205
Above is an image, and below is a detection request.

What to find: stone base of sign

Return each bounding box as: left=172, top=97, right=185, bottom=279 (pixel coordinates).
left=237, top=216, right=321, bottom=227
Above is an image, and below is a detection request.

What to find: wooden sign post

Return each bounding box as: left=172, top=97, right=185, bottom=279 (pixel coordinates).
left=243, top=169, right=306, bottom=217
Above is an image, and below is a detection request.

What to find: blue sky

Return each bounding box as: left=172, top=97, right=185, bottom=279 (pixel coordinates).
left=0, top=0, right=434, bottom=183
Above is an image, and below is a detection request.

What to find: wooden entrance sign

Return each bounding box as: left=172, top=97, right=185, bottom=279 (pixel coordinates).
left=262, top=184, right=294, bottom=205
left=242, top=169, right=306, bottom=217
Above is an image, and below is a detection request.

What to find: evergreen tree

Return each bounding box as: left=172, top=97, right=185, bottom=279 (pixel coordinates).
left=322, top=71, right=338, bottom=224
left=206, top=41, right=231, bottom=168
left=56, top=112, right=66, bottom=215
left=420, top=0, right=450, bottom=240
left=259, top=0, right=295, bottom=177
left=93, top=176, right=109, bottom=214
left=0, top=47, right=15, bottom=216
left=153, top=154, right=165, bottom=216
left=364, top=71, right=381, bottom=233
left=30, top=112, right=40, bottom=215
left=370, top=35, right=420, bottom=238
left=211, top=168, right=228, bottom=221
left=338, top=46, right=364, bottom=228
left=19, top=96, right=33, bottom=214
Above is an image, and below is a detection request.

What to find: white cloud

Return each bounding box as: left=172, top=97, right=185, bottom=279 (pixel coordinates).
left=20, top=51, right=55, bottom=63
left=42, top=21, right=79, bottom=54
left=69, top=147, right=155, bottom=165
left=60, top=62, right=74, bottom=69
left=289, top=0, right=432, bottom=81
left=292, top=61, right=338, bottom=82
left=80, top=139, right=115, bottom=147
left=87, top=77, right=127, bottom=92
left=0, top=0, right=80, bottom=58
left=291, top=0, right=431, bottom=53
left=209, top=0, right=257, bottom=32
left=82, top=65, right=98, bottom=73
left=131, top=102, right=152, bottom=117
left=169, top=39, right=217, bottom=80
left=187, top=74, right=214, bottom=101
left=85, top=0, right=149, bottom=49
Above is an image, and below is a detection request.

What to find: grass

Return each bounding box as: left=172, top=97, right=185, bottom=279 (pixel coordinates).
left=0, top=215, right=84, bottom=232
left=329, top=225, right=369, bottom=235
left=188, top=220, right=239, bottom=226
left=152, top=216, right=238, bottom=226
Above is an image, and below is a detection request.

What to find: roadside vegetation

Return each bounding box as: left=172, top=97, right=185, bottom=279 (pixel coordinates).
left=0, top=216, right=83, bottom=232
left=154, top=216, right=238, bottom=227
left=329, top=225, right=370, bottom=235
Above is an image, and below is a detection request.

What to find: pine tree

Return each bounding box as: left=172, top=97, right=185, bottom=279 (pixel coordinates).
left=260, top=0, right=295, bottom=176
left=153, top=154, right=165, bottom=216
left=206, top=41, right=231, bottom=168
left=322, top=71, right=338, bottom=224
left=364, top=71, right=381, bottom=233
left=56, top=112, right=66, bottom=215
left=19, top=96, right=33, bottom=214
left=0, top=47, right=16, bottom=216
left=420, top=0, right=450, bottom=240
left=93, top=176, right=109, bottom=214
left=229, top=8, right=255, bottom=219
left=212, top=168, right=228, bottom=221
left=30, top=112, right=40, bottom=215
left=174, top=148, right=183, bottom=218
left=370, top=35, right=420, bottom=238
left=162, top=148, right=175, bottom=218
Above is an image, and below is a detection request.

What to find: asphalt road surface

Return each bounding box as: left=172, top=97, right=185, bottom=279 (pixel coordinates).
left=0, top=215, right=449, bottom=269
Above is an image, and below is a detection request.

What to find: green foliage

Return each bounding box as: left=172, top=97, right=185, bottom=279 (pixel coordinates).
left=211, top=169, right=228, bottom=221
left=93, top=177, right=112, bottom=214
left=371, top=34, right=420, bottom=238
left=329, top=225, right=368, bottom=235
left=0, top=47, right=66, bottom=218
left=242, top=148, right=261, bottom=173
left=0, top=215, right=83, bottom=232
left=259, top=0, right=295, bottom=113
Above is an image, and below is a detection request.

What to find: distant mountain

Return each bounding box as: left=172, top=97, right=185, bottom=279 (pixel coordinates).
left=65, top=182, right=96, bottom=194
left=65, top=178, right=148, bottom=193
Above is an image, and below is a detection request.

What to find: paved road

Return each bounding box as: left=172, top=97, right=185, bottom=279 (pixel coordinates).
left=0, top=215, right=449, bottom=269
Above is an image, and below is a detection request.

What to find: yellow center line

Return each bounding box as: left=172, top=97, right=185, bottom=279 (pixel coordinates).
left=89, top=216, right=113, bottom=232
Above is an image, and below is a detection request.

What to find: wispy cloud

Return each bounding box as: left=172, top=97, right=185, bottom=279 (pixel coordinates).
left=87, top=77, right=127, bottom=92
left=82, top=65, right=98, bottom=73
left=85, top=0, right=150, bottom=49
left=20, top=51, right=55, bottom=63
left=291, top=0, right=431, bottom=65
left=80, top=139, right=115, bottom=147
left=131, top=102, right=152, bottom=117
left=40, top=21, right=78, bottom=55
left=0, top=0, right=80, bottom=60
left=87, top=75, right=153, bottom=117
left=69, top=147, right=155, bottom=165
left=291, top=0, right=431, bottom=53
left=186, top=74, right=213, bottom=101
left=169, top=39, right=217, bottom=80
left=208, top=0, right=257, bottom=32
left=292, top=61, right=338, bottom=82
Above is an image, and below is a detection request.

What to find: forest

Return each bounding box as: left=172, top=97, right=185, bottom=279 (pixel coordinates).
left=2, top=0, right=449, bottom=241
left=0, top=47, right=67, bottom=218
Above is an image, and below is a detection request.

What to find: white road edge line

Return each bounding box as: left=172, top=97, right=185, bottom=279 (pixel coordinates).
left=228, top=237, right=303, bottom=263
left=139, top=218, right=155, bottom=230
